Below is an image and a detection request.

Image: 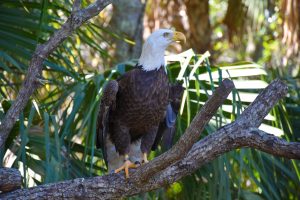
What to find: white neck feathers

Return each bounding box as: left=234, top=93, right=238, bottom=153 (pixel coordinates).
left=138, top=41, right=165, bottom=71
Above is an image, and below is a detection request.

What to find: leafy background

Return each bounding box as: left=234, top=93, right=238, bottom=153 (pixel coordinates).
left=0, top=0, right=299, bottom=199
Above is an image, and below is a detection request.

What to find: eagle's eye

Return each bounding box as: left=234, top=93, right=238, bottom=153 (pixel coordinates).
left=163, top=32, right=170, bottom=38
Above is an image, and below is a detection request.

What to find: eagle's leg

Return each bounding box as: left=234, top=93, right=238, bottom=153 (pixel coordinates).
left=112, top=124, right=138, bottom=178
left=142, top=153, right=149, bottom=164
left=114, top=155, right=138, bottom=178
left=141, top=126, right=158, bottom=164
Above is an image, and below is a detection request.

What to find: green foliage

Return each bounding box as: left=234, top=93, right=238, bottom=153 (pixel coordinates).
left=163, top=51, right=300, bottom=200
left=0, top=0, right=110, bottom=183
left=0, top=0, right=299, bottom=199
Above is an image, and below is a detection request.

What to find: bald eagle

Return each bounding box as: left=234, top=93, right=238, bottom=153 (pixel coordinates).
left=96, top=29, right=185, bottom=178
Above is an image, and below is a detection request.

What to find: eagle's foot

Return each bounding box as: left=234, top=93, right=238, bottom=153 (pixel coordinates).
left=142, top=153, right=149, bottom=164
left=114, top=160, right=138, bottom=178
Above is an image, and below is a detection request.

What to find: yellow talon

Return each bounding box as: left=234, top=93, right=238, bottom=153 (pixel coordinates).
left=142, top=153, right=149, bottom=164
left=114, top=158, right=138, bottom=178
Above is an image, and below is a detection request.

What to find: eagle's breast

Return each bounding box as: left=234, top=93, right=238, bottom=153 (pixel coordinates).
left=112, top=67, right=169, bottom=135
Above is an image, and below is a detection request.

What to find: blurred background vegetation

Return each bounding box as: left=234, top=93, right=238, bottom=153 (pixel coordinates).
left=0, top=0, right=299, bottom=199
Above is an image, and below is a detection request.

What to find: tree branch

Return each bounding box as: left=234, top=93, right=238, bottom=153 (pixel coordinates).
left=144, top=127, right=300, bottom=189
left=1, top=79, right=298, bottom=200
left=0, top=0, right=113, bottom=149
left=0, top=168, right=22, bottom=193
left=237, top=79, right=288, bottom=128
left=1, top=128, right=299, bottom=199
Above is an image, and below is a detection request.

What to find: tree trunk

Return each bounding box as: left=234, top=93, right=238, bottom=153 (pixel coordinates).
left=110, top=0, right=146, bottom=63
left=185, top=0, right=211, bottom=53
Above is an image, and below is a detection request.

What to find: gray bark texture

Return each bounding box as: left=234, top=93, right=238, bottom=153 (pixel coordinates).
left=0, top=168, right=22, bottom=193
left=0, top=0, right=113, bottom=149
left=1, top=79, right=299, bottom=200
left=110, top=0, right=146, bottom=63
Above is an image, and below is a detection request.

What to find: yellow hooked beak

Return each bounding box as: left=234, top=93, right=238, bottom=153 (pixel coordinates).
left=172, top=31, right=186, bottom=44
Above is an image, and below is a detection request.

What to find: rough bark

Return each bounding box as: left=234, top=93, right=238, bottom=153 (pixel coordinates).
left=0, top=168, right=22, bottom=193
left=1, top=128, right=299, bottom=199
left=0, top=0, right=113, bottom=149
left=110, top=0, right=146, bottom=63
left=1, top=79, right=298, bottom=200
left=146, top=127, right=300, bottom=188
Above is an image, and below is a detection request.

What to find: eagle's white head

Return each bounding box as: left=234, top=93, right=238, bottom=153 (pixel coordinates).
left=138, top=29, right=186, bottom=71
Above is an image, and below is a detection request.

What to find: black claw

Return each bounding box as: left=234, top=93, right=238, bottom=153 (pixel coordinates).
left=134, top=161, right=141, bottom=166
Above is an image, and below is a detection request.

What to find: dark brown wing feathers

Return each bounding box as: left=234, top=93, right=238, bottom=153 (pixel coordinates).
left=151, top=83, right=184, bottom=151
left=96, top=80, right=118, bottom=165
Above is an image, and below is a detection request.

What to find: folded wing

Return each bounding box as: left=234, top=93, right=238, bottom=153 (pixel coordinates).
left=151, top=83, right=184, bottom=151
left=96, top=80, right=119, bottom=167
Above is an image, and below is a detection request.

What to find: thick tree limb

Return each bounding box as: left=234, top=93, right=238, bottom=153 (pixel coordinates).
left=0, top=0, right=113, bottom=149
left=1, top=128, right=299, bottom=199
left=239, top=128, right=300, bottom=159
left=144, top=127, right=300, bottom=189
left=1, top=79, right=298, bottom=200
left=0, top=168, right=22, bottom=193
